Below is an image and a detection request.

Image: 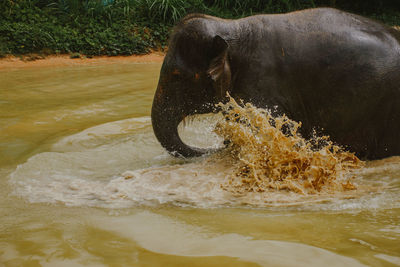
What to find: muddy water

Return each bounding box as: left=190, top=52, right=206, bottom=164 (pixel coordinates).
left=0, top=62, right=399, bottom=267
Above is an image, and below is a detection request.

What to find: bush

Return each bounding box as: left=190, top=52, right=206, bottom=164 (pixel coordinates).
left=0, top=0, right=169, bottom=56
left=0, top=0, right=398, bottom=57
left=135, top=0, right=207, bottom=23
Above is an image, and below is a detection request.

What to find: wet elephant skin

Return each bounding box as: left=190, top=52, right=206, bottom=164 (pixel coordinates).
left=151, top=8, right=400, bottom=160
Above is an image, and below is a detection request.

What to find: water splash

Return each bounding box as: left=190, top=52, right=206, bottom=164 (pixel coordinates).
left=9, top=112, right=397, bottom=209
left=214, top=97, right=363, bottom=195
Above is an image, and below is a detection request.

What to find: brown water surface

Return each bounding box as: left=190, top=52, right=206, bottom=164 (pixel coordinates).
left=0, top=63, right=399, bottom=266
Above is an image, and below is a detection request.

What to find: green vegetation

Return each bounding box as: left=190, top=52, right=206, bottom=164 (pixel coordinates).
left=0, top=0, right=399, bottom=58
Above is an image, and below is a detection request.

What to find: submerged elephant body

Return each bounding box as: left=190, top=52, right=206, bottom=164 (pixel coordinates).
left=151, top=8, right=400, bottom=160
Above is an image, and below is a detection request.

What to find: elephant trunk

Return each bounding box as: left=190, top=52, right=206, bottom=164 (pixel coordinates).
left=151, top=85, right=209, bottom=158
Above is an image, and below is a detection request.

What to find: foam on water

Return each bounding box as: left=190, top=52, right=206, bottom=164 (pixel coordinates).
left=9, top=109, right=400, bottom=209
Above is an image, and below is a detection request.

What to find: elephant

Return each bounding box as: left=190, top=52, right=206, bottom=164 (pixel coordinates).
left=151, top=8, right=400, bottom=160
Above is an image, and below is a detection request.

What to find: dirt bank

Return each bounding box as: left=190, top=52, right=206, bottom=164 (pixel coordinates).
left=0, top=53, right=165, bottom=71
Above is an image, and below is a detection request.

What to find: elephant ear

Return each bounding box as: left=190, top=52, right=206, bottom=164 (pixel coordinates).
left=207, top=35, right=231, bottom=99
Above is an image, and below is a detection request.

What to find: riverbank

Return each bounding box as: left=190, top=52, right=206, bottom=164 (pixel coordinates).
left=1, top=23, right=398, bottom=71
left=0, top=53, right=165, bottom=71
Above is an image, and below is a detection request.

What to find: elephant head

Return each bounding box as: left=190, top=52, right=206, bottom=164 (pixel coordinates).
left=151, top=16, right=232, bottom=157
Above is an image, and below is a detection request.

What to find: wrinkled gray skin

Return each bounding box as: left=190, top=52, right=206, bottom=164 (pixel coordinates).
left=151, top=8, right=400, bottom=160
